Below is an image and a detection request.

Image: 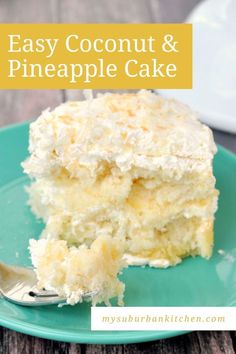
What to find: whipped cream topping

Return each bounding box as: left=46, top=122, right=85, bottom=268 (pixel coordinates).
left=23, top=90, right=217, bottom=179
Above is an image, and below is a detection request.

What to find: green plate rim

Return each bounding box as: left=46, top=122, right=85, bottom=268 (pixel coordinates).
left=0, top=121, right=235, bottom=344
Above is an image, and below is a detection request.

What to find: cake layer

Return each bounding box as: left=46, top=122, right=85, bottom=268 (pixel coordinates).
left=28, top=168, right=216, bottom=219
left=27, top=171, right=217, bottom=251
left=28, top=174, right=217, bottom=266
left=29, top=235, right=125, bottom=306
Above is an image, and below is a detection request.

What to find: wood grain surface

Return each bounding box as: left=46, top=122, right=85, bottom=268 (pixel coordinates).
left=0, top=0, right=236, bottom=353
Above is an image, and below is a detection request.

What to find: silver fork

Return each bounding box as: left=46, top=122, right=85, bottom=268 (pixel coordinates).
left=0, top=262, right=97, bottom=306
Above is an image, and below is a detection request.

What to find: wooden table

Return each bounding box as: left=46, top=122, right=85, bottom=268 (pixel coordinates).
left=0, top=0, right=236, bottom=353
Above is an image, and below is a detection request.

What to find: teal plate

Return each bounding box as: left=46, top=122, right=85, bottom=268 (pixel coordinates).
left=0, top=122, right=236, bottom=344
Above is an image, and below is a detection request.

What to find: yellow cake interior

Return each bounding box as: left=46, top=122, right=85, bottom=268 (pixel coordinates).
left=29, top=235, right=125, bottom=306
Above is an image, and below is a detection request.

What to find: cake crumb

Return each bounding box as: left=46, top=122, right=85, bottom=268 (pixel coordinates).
left=218, top=249, right=235, bottom=263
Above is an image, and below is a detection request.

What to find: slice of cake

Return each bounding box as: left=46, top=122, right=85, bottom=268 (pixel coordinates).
left=23, top=90, right=218, bottom=275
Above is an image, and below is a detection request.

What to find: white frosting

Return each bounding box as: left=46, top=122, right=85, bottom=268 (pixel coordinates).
left=124, top=254, right=180, bottom=268
left=123, top=254, right=150, bottom=266
left=22, top=90, right=217, bottom=179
